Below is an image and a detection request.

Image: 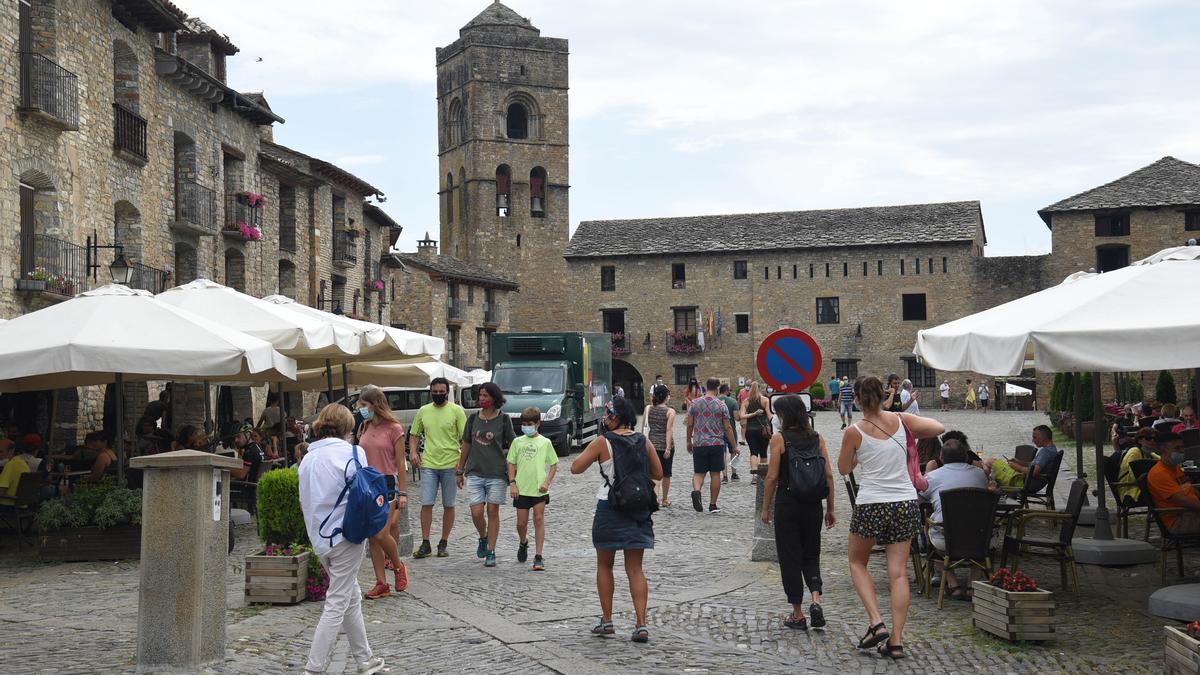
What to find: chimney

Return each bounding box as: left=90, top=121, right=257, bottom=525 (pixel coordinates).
left=416, top=232, right=438, bottom=258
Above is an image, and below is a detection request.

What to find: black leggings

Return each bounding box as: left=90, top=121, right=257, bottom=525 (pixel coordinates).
left=746, top=428, right=769, bottom=459
left=774, top=497, right=823, bottom=603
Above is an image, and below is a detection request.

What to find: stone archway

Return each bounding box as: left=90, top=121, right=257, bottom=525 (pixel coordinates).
left=612, top=359, right=645, bottom=410
left=174, top=240, right=197, bottom=284
left=114, top=200, right=142, bottom=261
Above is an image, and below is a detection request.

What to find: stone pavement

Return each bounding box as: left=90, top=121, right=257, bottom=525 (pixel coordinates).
left=0, top=410, right=1181, bottom=673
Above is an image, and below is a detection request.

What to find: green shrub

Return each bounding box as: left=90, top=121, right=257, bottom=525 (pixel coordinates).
left=1049, top=373, right=1063, bottom=412
left=35, top=479, right=142, bottom=531
left=1126, top=376, right=1145, bottom=404
left=1076, top=372, right=1095, bottom=422
left=1059, top=373, right=1075, bottom=413
left=257, top=467, right=308, bottom=547
left=809, top=381, right=825, bottom=400
left=1157, top=370, right=1178, bottom=405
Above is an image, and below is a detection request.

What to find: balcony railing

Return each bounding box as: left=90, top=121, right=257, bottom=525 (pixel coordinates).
left=611, top=332, right=631, bottom=356
left=113, top=103, right=147, bottom=161
left=175, top=180, right=217, bottom=235
left=483, top=301, right=500, bottom=325
left=19, top=52, right=79, bottom=129
left=666, top=331, right=702, bottom=355
left=18, top=233, right=89, bottom=297
left=129, top=262, right=171, bottom=294
left=447, top=298, right=466, bottom=321
left=333, top=230, right=357, bottom=266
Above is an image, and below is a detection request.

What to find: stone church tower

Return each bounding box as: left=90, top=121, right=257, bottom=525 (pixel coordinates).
left=435, top=2, right=569, bottom=331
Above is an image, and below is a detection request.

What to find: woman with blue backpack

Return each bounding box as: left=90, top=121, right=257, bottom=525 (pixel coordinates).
left=760, top=394, right=836, bottom=632
left=570, top=396, right=663, bottom=644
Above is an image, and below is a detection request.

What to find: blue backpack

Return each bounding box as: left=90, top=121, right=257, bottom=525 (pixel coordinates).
left=319, top=445, right=390, bottom=546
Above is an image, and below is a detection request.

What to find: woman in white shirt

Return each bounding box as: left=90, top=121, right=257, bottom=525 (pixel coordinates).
left=837, top=376, right=944, bottom=660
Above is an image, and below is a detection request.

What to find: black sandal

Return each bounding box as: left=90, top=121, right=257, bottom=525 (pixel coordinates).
left=783, top=614, right=808, bottom=631
left=878, top=643, right=906, bottom=659
left=857, top=622, right=890, bottom=650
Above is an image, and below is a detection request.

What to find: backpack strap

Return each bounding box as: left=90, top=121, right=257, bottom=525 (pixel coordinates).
left=597, top=435, right=614, bottom=488
left=316, top=447, right=360, bottom=547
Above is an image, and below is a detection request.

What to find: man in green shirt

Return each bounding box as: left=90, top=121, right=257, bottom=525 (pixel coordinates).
left=718, top=384, right=741, bottom=482
left=408, top=378, right=467, bottom=558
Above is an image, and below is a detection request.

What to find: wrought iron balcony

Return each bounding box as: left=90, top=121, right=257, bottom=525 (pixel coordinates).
left=222, top=193, right=264, bottom=241
left=174, top=180, right=217, bottom=235
left=611, top=331, right=631, bottom=356
left=666, top=331, right=703, bottom=355
left=113, top=103, right=147, bottom=162
left=447, top=297, right=466, bottom=322
left=483, top=301, right=500, bottom=326
left=18, top=233, right=89, bottom=297
left=129, top=261, right=171, bottom=294
left=19, top=52, right=79, bottom=130
left=333, top=230, right=357, bottom=267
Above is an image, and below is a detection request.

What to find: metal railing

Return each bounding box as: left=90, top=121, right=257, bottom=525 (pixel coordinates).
left=19, top=52, right=79, bottom=129
left=483, top=301, right=500, bottom=325
left=113, top=103, right=147, bottom=160
left=333, top=231, right=357, bottom=265
left=666, top=331, right=702, bottom=355
left=448, top=297, right=466, bottom=321
left=224, top=193, right=263, bottom=231
left=611, top=332, right=630, bottom=356
left=19, top=233, right=89, bottom=297
left=176, top=180, right=217, bottom=234
left=129, top=262, right=171, bottom=294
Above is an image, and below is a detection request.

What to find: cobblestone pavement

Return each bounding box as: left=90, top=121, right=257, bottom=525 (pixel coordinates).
left=0, top=410, right=1178, bottom=673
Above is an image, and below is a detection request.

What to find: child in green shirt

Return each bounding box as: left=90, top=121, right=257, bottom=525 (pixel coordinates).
left=507, top=407, right=558, bottom=571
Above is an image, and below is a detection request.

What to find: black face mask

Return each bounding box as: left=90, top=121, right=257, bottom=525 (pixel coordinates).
left=431, top=393, right=448, bottom=405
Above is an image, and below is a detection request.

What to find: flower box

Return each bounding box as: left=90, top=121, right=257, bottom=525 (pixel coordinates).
left=16, top=279, right=46, bottom=292
left=971, top=580, right=1056, bottom=642
left=1165, top=626, right=1200, bottom=674
left=38, top=524, right=141, bottom=561
left=245, top=549, right=311, bottom=604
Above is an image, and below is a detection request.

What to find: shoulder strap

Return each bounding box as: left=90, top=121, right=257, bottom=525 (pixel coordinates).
left=317, top=450, right=357, bottom=546
left=597, top=436, right=614, bottom=487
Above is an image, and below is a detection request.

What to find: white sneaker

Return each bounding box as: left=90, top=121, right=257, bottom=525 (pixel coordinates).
left=358, top=656, right=385, bottom=674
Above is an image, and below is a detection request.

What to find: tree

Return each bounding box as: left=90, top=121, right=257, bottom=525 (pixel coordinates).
left=1061, top=373, right=1075, bottom=414
left=1156, top=370, right=1178, bottom=405
left=1076, top=372, right=1094, bottom=422
left=1126, top=376, right=1145, bottom=404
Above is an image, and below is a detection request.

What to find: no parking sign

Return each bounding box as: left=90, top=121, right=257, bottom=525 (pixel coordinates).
left=755, top=328, right=822, bottom=393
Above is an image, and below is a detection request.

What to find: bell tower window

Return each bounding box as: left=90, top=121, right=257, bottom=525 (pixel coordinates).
left=448, top=98, right=464, bottom=146
left=506, top=102, right=528, bottom=139
left=530, top=167, right=546, bottom=218
left=496, top=165, right=511, bottom=218
left=445, top=173, right=454, bottom=225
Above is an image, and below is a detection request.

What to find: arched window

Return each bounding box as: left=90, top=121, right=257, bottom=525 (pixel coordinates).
left=529, top=167, right=546, bottom=218
left=495, top=165, right=511, bottom=217
left=445, top=172, right=454, bottom=225
left=113, top=200, right=142, bottom=262
left=448, top=98, right=463, bottom=146
left=459, top=166, right=467, bottom=223
left=506, top=102, right=528, bottom=139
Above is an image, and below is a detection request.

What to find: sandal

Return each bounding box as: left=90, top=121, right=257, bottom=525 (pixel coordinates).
left=857, top=622, right=890, bottom=650
left=632, top=626, right=649, bottom=643
left=783, top=614, right=808, bottom=631
left=878, top=643, right=906, bottom=659
left=662, top=499, right=671, bottom=508
left=591, top=618, right=615, bottom=635
left=947, top=586, right=966, bottom=601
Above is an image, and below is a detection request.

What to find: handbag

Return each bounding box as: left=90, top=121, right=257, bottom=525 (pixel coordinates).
left=899, top=415, right=928, bottom=492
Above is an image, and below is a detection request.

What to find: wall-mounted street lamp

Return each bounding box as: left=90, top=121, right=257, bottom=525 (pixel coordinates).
left=86, top=230, right=134, bottom=285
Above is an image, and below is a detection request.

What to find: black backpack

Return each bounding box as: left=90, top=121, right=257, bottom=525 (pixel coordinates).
left=600, top=432, right=659, bottom=514
left=783, top=431, right=828, bottom=502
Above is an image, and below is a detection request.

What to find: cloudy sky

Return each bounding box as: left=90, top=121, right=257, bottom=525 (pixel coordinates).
left=201, top=0, right=1200, bottom=256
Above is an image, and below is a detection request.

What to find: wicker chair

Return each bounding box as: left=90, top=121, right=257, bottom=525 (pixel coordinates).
left=1000, top=479, right=1087, bottom=592
left=924, top=487, right=1001, bottom=608
left=1138, top=472, right=1200, bottom=584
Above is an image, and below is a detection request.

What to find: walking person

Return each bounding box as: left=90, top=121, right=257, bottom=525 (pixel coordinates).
left=760, top=395, right=835, bottom=630
left=719, top=384, right=741, bottom=482
left=688, top=378, right=737, bottom=513
left=683, top=378, right=703, bottom=411
left=355, top=385, right=410, bottom=599
left=737, top=381, right=752, bottom=447
left=964, top=379, right=976, bottom=410
left=642, top=385, right=676, bottom=507
left=739, top=381, right=772, bottom=484
left=409, top=378, right=467, bottom=559
left=939, top=380, right=950, bottom=412
left=837, top=376, right=945, bottom=660
left=507, top=406, right=558, bottom=570
left=838, top=377, right=855, bottom=430
left=457, top=382, right=516, bottom=568
left=977, top=381, right=989, bottom=414
left=298, top=404, right=386, bottom=675
left=828, top=376, right=840, bottom=403
left=570, top=397, right=663, bottom=643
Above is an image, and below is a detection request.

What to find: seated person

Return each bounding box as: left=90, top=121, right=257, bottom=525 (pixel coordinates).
left=1117, top=427, right=1160, bottom=506
left=293, top=441, right=309, bottom=466
left=988, top=424, right=1058, bottom=490
left=929, top=430, right=985, bottom=472
left=135, top=419, right=171, bottom=456
left=85, top=432, right=118, bottom=482
left=0, top=440, right=30, bottom=505
left=230, top=424, right=263, bottom=482
left=1146, top=433, right=1200, bottom=534
left=918, top=437, right=942, bottom=475
left=18, top=433, right=44, bottom=473
left=1173, top=406, right=1198, bottom=434
left=919, top=439, right=989, bottom=599
left=253, top=428, right=280, bottom=461
left=1154, top=404, right=1182, bottom=434
left=171, top=425, right=203, bottom=452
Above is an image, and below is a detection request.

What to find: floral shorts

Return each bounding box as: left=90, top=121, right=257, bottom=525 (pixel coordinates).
left=849, top=500, right=920, bottom=545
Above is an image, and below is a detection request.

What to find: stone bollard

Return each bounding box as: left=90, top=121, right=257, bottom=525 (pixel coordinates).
left=751, top=465, right=778, bottom=562
left=130, top=450, right=241, bottom=673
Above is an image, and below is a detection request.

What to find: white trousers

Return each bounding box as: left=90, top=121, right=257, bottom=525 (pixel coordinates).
left=305, top=540, right=372, bottom=673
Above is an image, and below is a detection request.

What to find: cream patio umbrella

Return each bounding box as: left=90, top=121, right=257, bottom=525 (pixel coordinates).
left=281, top=359, right=472, bottom=392
left=467, top=369, right=492, bottom=386
left=0, top=285, right=296, bottom=482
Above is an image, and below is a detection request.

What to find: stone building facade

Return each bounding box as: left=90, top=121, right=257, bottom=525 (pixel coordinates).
left=0, top=0, right=401, bottom=443
left=387, top=233, right=516, bottom=371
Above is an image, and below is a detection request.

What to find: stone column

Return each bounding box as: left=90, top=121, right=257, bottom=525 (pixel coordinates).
left=130, top=450, right=241, bottom=673
left=751, top=465, right=778, bottom=562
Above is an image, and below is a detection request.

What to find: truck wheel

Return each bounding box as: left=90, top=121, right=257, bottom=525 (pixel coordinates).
left=556, top=423, right=574, bottom=457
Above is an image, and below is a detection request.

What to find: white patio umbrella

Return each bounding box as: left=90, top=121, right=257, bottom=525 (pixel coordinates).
left=0, top=285, right=296, bottom=482
left=282, top=359, right=472, bottom=391
left=1005, top=382, right=1033, bottom=397
left=467, top=369, right=492, bottom=386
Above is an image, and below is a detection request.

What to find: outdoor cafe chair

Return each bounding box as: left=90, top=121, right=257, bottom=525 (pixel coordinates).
left=0, top=472, right=44, bottom=551
left=1013, top=445, right=1037, bottom=464
left=229, top=460, right=267, bottom=515
left=1137, top=473, right=1200, bottom=584
left=1000, top=478, right=1087, bottom=593
left=924, top=487, right=1001, bottom=608
left=1185, top=447, right=1200, bottom=464
left=1000, top=449, right=1064, bottom=511
left=1183, top=429, right=1200, bottom=448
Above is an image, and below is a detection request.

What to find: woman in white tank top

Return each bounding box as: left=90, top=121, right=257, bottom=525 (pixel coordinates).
left=837, top=376, right=944, bottom=660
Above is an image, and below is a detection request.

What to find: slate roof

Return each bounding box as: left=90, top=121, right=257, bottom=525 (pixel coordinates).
left=260, top=142, right=382, bottom=197
left=1038, top=157, right=1200, bottom=225
left=461, top=2, right=538, bottom=34
left=392, top=253, right=518, bottom=289
left=564, top=201, right=984, bottom=259
left=180, top=16, right=239, bottom=55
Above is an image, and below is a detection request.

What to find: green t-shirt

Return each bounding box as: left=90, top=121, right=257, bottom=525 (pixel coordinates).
left=506, top=435, right=558, bottom=497
left=410, top=402, right=467, bottom=470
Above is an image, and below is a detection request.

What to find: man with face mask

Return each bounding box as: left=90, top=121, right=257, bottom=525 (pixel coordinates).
left=1146, top=433, right=1200, bottom=534
left=409, top=378, right=467, bottom=558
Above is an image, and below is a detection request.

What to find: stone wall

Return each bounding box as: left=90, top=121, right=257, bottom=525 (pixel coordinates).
left=1047, top=207, right=1195, bottom=283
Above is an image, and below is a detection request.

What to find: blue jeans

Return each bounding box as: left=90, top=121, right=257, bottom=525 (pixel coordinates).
left=467, top=475, right=507, bottom=506
left=420, top=467, right=457, bottom=507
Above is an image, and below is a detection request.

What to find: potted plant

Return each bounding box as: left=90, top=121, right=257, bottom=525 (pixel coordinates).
left=666, top=330, right=700, bottom=354
left=1165, top=621, right=1200, bottom=672
left=47, top=273, right=76, bottom=296
left=611, top=332, right=630, bottom=356
left=972, top=568, right=1056, bottom=642
left=366, top=279, right=385, bottom=292
left=245, top=468, right=326, bottom=604
left=18, top=267, right=49, bottom=291
left=239, top=191, right=267, bottom=209
left=36, top=479, right=143, bottom=560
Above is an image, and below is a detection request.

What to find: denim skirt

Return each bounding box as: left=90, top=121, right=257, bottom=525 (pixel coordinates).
left=592, top=499, right=655, bottom=550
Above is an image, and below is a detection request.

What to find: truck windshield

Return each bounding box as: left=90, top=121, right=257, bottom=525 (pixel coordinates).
left=494, top=367, right=564, bottom=395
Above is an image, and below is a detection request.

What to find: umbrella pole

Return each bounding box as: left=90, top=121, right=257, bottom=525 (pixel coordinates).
left=342, top=364, right=349, bottom=395
left=1073, top=372, right=1084, bottom=479
left=115, top=373, right=125, bottom=486
left=325, top=360, right=334, bottom=407
left=1092, top=370, right=1113, bottom=540
left=278, top=382, right=286, bottom=464
left=203, top=381, right=213, bottom=448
